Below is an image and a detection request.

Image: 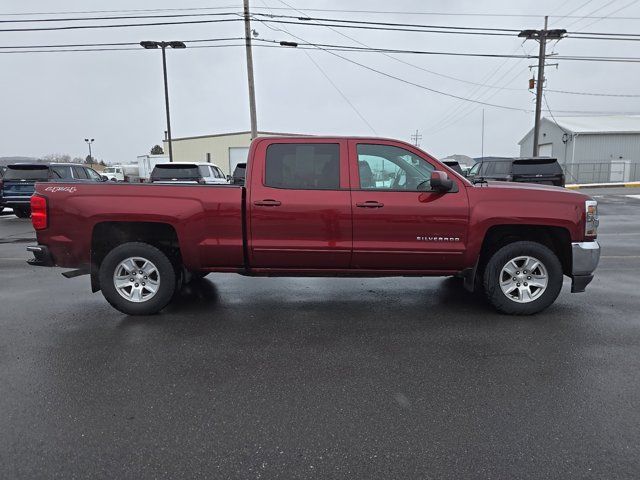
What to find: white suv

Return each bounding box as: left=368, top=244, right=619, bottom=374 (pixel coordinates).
left=149, top=162, right=229, bottom=184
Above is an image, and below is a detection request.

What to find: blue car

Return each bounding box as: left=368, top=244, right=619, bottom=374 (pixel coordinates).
left=0, top=163, right=104, bottom=218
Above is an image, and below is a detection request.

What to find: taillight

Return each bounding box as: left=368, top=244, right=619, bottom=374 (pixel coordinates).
left=31, top=195, right=48, bottom=230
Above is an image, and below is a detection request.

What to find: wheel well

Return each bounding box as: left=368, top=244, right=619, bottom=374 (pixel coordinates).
left=478, top=225, right=572, bottom=276
left=90, top=222, right=181, bottom=291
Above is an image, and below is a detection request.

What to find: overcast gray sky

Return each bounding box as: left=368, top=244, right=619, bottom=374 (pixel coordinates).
left=1, top=0, right=639, bottom=163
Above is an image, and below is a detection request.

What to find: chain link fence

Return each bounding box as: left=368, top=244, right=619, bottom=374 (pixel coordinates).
left=563, top=162, right=640, bottom=184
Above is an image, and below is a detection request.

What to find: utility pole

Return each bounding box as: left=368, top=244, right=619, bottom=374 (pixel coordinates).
left=410, top=129, right=422, bottom=147
left=243, top=0, right=258, bottom=139
left=519, top=17, right=565, bottom=157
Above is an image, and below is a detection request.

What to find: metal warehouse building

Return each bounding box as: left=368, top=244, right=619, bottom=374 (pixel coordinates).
left=518, top=115, right=640, bottom=184
left=161, top=130, right=298, bottom=176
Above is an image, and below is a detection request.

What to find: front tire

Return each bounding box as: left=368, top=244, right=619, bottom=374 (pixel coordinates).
left=99, top=242, right=177, bottom=315
left=483, top=241, right=563, bottom=315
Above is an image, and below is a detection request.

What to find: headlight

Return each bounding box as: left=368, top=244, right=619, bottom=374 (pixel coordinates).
left=585, top=200, right=599, bottom=237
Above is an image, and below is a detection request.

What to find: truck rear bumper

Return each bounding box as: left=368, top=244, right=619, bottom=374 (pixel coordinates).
left=571, top=241, right=600, bottom=292
left=26, top=245, right=54, bottom=267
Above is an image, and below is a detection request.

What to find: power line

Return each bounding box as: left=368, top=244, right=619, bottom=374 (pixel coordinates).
left=0, top=6, right=239, bottom=16
left=0, top=37, right=244, bottom=49
left=0, top=44, right=247, bottom=54
left=258, top=0, right=377, bottom=134
left=546, top=89, right=640, bottom=97
left=280, top=42, right=532, bottom=112
left=0, top=12, right=241, bottom=23
left=0, top=17, right=242, bottom=33
left=4, top=5, right=640, bottom=20
left=254, top=13, right=521, bottom=32
left=5, top=35, right=640, bottom=63
left=575, top=0, right=640, bottom=31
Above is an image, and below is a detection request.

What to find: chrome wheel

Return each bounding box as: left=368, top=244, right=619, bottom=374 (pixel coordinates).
left=499, top=255, right=548, bottom=303
left=113, top=257, right=160, bottom=303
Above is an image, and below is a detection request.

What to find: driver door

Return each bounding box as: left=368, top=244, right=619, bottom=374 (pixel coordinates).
left=348, top=140, right=469, bottom=271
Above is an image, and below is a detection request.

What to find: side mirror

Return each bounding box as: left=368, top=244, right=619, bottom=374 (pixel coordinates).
left=226, top=175, right=232, bottom=182
left=101, top=175, right=109, bottom=182
left=430, top=171, right=454, bottom=192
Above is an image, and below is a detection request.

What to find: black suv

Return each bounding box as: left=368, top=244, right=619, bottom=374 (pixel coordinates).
left=231, top=162, right=247, bottom=185
left=0, top=163, right=104, bottom=218
left=467, top=157, right=565, bottom=187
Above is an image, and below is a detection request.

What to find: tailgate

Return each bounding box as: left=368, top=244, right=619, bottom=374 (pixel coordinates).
left=2, top=180, right=37, bottom=199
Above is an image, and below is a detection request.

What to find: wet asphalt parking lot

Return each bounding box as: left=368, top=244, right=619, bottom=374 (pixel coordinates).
left=1, top=187, right=639, bottom=479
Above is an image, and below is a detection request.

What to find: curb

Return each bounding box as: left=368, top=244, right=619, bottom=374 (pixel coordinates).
left=566, top=181, right=640, bottom=190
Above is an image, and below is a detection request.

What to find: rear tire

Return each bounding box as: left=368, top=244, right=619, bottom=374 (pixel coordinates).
left=99, top=242, right=177, bottom=315
left=13, top=208, right=30, bottom=218
left=483, top=241, right=563, bottom=315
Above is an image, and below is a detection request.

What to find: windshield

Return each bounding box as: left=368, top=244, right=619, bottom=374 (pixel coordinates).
left=151, top=164, right=200, bottom=180
left=469, top=163, right=481, bottom=175
left=4, top=165, right=49, bottom=180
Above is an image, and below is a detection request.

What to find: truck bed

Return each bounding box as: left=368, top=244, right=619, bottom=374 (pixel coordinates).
left=35, top=182, right=245, bottom=270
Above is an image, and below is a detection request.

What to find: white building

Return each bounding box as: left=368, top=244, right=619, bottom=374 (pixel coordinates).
left=518, top=116, right=640, bottom=183
left=161, top=130, right=299, bottom=176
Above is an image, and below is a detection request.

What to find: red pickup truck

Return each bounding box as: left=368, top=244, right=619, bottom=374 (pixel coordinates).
left=27, top=136, right=600, bottom=316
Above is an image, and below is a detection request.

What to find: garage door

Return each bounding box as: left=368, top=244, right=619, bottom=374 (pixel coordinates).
left=229, top=147, right=249, bottom=175
left=539, top=143, right=553, bottom=157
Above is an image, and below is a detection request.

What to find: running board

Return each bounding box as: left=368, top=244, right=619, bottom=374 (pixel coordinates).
left=61, top=268, right=90, bottom=279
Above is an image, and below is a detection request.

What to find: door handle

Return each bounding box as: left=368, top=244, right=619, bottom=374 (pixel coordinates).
left=253, top=199, right=282, bottom=207
left=356, top=201, right=384, bottom=208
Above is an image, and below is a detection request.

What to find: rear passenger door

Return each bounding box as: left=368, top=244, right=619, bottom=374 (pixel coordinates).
left=248, top=140, right=352, bottom=269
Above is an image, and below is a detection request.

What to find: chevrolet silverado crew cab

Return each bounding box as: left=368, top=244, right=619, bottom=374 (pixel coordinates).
left=27, top=137, right=600, bottom=316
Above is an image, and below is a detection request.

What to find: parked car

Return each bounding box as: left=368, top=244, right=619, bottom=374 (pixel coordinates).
left=231, top=162, right=247, bottom=185
left=27, top=136, right=599, bottom=316
left=467, top=157, right=565, bottom=187
left=441, top=160, right=464, bottom=176
left=149, top=162, right=229, bottom=184
left=1, top=163, right=104, bottom=217
left=0, top=166, right=5, bottom=214
left=103, top=165, right=140, bottom=182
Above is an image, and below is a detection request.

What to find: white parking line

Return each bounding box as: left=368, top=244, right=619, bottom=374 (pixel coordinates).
left=626, top=194, right=640, bottom=200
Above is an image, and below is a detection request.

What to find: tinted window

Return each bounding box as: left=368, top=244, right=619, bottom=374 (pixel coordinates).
left=491, top=161, right=512, bottom=175
left=513, top=159, right=562, bottom=175
left=265, top=143, right=340, bottom=190
left=357, top=144, right=434, bottom=190
left=215, top=167, right=225, bottom=178
left=72, top=166, right=88, bottom=179
left=443, top=161, right=463, bottom=175
left=151, top=164, right=200, bottom=180
left=50, top=165, right=73, bottom=179
left=4, top=165, right=49, bottom=180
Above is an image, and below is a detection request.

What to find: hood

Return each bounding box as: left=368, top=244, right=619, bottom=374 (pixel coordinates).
left=469, top=181, right=593, bottom=203
left=474, top=180, right=579, bottom=194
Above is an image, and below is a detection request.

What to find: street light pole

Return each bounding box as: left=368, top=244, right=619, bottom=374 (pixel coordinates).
left=140, top=40, right=186, bottom=163
left=160, top=45, right=174, bottom=163
left=84, top=138, right=94, bottom=167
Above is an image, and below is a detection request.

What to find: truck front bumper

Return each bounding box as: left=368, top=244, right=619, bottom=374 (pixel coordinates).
left=571, top=241, right=601, bottom=293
